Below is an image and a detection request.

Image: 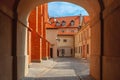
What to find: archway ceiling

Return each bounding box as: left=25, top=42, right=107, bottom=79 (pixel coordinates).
left=18, top=0, right=100, bottom=24
left=0, top=0, right=100, bottom=24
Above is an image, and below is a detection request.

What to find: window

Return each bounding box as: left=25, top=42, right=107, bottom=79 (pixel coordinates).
left=70, top=20, right=75, bottom=26
left=61, top=30, right=64, bottom=33
left=56, top=21, right=60, bottom=26
left=58, top=39, right=60, bottom=42
left=81, top=46, right=82, bottom=54
left=79, top=46, right=80, bottom=53
left=71, top=30, right=74, bottom=32
left=63, top=39, right=67, bottom=42
left=87, top=29, right=89, bottom=38
left=62, top=20, right=66, bottom=26
left=87, top=44, right=89, bottom=54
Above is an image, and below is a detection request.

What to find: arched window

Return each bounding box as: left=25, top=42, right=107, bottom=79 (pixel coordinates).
left=70, top=20, right=75, bottom=26
left=56, top=21, right=61, bottom=26
left=62, top=20, right=66, bottom=26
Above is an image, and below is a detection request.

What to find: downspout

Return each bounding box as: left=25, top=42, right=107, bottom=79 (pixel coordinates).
left=12, top=0, right=20, bottom=80
left=98, top=0, right=104, bottom=80
left=80, top=14, right=82, bottom=26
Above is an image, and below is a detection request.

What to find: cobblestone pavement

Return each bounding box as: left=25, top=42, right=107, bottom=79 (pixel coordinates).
left=22, top=57, right=94, bottom=80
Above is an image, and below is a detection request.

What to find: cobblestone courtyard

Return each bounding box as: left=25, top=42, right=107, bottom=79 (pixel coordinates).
left=22, top=58, right=94, bottom=80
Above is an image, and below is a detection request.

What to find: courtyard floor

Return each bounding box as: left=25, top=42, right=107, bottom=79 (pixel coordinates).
left=22, top=57, right=94, bottom=80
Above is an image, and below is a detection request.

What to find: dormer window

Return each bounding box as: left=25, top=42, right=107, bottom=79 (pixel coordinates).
left=70, top=20, right=75, bottom=26
left=56, top=21, right=60, bottom=26
left=54, top=18, right=57, bottom=22
left=62, top=20, right=66, bottom=26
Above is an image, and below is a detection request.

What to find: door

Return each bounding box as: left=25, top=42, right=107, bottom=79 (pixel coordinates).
left=83, top=45, right=85, bottom=58
left=61, top=49, right=65, bottom=57
left=50, top=48, right=53, bottom=58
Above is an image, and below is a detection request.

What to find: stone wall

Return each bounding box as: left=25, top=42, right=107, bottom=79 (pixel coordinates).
left=0, top=10, right=13, bottom=80
left=103, top=1, right=120, bottom=80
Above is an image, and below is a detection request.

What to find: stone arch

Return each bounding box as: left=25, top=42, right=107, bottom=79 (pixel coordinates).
left=16, top=0, right=101, bottom=80
left=17, top=0, right=100, bottom=25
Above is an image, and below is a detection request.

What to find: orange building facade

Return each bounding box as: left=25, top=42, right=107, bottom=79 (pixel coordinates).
left=47, top=16, right=80, bottom=57
left=75, top=16, right=91, bottom=59
left=28, top=4, right=50, bottom=63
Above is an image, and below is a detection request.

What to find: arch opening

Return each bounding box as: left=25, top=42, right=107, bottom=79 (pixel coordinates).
left=17, top=0, right=101, bottom=80
left=22, top=1, right=93, bottom=80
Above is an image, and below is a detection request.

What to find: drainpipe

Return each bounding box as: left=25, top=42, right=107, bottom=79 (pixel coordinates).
left=12, top=0, right=20, bottom=80
left=80, top=14, right=82, bottom=26
left=78, top=14, right=83, bottom=30
left=98, top=0, right=104, bottom=80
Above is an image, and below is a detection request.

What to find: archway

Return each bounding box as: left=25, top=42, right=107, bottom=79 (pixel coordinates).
left=17, top=0, right=101, bottom=80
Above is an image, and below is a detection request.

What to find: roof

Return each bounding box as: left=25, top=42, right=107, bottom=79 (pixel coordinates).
left=47, top=16, right=80, bottom=28
left=46, top=23, right=58, bottom=29
left=46, top=16, right=90, bottom=36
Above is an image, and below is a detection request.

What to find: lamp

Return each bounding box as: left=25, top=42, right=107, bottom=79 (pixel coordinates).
left=78, top=14, right=83, bottom=30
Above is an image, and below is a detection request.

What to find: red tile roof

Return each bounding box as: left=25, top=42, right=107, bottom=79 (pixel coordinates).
left=46, top=16, right=80, bottom=28
left=46, top=16, right=90, bottom=35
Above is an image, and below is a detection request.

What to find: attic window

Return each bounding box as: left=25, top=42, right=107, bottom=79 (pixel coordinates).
left=56, top=21, right=60, bottom=26
left=70, top=20, right=75, bottom=26
left=62, top=20, right=66, bottom=26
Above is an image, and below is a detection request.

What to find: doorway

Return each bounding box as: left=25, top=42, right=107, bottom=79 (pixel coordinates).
left=50, top=48, right=53, bottom=58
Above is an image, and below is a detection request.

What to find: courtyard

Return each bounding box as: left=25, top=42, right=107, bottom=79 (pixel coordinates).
left=23, top=58, right=94, bottom=80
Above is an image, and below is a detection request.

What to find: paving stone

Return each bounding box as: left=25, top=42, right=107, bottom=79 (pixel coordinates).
left=22, top=58, right=94, bottom=80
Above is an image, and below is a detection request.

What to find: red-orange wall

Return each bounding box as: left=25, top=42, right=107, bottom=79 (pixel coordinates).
left=28, top=3, right=50, bottom=62
left=28, top=8, right=41, bottom=62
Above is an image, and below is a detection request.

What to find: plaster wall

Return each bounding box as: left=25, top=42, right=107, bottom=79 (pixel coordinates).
left=46, top=29, right=58, bottom=58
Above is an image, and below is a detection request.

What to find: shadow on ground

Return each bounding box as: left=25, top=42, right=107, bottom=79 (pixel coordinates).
left=22, top=58, right=95, bottom=80
left=22, top=76, right=79, bottom=80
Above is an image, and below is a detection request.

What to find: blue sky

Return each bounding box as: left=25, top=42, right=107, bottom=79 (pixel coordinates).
left=48, top=2, right=89, bottom=17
